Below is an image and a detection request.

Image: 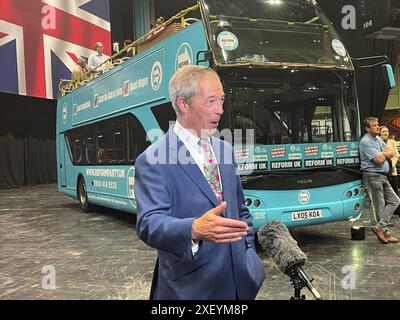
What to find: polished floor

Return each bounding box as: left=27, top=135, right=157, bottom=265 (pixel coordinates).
left=0, top=184, right=399, bottom=300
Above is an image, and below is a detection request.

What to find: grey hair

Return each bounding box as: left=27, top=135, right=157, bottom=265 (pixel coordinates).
left=169, top=65, right=220, bottom=115
left=363, top=116, right=378, bottom=129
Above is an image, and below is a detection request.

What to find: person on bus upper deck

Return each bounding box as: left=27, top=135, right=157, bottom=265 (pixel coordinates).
left=155, top=16, right=165, bottom=28
left=71, top=57, right=88, bottom=84
left=152, top=16, right=165, bottom=36
left=379, top=125, right=400, bottom=216
left=88, top=42, right=108, bottom=73
left=359, top=117, right=400, bottom=244
left=134, top=65, right=265, bottom=300
left=122, top=39, right=133, bottom=58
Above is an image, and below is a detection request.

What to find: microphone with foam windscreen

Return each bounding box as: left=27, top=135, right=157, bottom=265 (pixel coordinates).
left=258, top=221, right=321, bottom=300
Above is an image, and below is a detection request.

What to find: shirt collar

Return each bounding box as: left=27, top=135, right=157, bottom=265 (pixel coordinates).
left=367, top=133, right=378, bottom=140
left=174, top=120, right=211, bottom=146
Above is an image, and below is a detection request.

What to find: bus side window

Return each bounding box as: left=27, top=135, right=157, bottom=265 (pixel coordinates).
left=75, top=139, right=83, bottom=164
left=128, top=114, right=151, bottom=163
left=65, top=113, right=150, bottom=165
left=98, top=148, right=125, bottom=164
left=85, top=137, right=95, bottom=163
left=151, top=103, right=176, bottom=134
left=71, top=137, right=86, bottom=164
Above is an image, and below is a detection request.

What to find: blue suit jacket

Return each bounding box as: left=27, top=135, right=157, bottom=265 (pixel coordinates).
left=134, top=128, right=265, bottom=300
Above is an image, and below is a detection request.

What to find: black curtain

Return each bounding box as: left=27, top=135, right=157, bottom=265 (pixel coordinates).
left=154, top=0, right=198, bottom=22
left=318, top=0, right=399, bottom=122
left=109, top=0, right=134, bottom=50
left=355, top=39, right=399, bottom=121
left=0, top=92, right=56, bottom=189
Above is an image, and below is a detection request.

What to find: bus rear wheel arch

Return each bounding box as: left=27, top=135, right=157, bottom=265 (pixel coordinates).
left=77, top=176, right=93, bottom=212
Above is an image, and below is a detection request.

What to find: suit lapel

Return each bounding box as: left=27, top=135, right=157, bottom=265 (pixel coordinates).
left=168, top=129, right=218, bottom=206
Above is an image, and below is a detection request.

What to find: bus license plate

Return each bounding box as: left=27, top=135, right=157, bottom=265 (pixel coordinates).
left=292, top=209, right=322, bottom=221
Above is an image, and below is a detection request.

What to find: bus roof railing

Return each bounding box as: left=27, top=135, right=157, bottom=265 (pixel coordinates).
left=59, top=3, right=200, bottom=97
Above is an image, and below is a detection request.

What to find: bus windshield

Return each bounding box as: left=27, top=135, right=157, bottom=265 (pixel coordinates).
left=219, top=68, right=359, bottom=146
left=201, top=0, right=352, bottom=68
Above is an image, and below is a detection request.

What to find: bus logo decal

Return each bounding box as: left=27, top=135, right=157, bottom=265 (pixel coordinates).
left=331, top=39, right=347, bottom=57
left=151, top=61, right=163, bottom=91
left=175, top=43, right=193, bottom=70
left=217, top=31, right=239, bottom=51
left=62, top=103, right=67, bottom=124
left=298, top=190, right=310, bottom=205
left=94, top=94, right=99, bottom=108
left=123, top=80, right=130, bottom=97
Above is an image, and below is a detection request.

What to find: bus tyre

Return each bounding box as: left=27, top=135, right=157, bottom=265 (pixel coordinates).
left=78, top=177, right=93, bottom=212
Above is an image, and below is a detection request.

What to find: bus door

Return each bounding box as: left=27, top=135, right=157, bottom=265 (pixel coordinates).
left=59, top=133, right=67, bottom=187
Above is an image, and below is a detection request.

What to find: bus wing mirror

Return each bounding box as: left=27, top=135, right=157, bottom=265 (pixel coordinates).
left=196, top=50, right=212, bottom=65
left=382, top=64, right=396, bottom=89
left=352, top=56, right=395, bottom=89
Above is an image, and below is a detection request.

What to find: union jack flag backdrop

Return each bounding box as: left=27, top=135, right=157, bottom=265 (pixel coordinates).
left=0, top=0, right=111, bottom=99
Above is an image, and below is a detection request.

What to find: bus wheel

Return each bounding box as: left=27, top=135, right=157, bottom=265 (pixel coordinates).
left=78, top=177, right=93, bottom=212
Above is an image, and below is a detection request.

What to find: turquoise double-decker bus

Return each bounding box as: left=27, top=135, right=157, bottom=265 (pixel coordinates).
left=57, top=0, right=365, bottom=230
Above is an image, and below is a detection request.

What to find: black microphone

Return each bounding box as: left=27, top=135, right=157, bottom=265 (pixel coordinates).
left=258, top=221, right=322, bottom=300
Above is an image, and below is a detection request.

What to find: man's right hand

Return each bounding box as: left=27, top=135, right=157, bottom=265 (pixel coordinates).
left=191, top=201, right=249, bottom=244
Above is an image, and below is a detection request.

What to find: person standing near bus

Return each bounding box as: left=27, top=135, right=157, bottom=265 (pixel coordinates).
left=379, top=125, right=400, bottom=216
left=134, top=65, right=265, bottom=299
left=359, top=117, right=400, bottom=244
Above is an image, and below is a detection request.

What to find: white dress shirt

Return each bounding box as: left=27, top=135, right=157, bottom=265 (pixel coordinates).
left=88, top=52, right=108, bottom=71
left=173, top=121, right=222, bottom=184
left=173, top=121, right=223, bottom=255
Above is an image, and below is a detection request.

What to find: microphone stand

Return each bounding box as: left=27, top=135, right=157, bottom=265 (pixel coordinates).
left=287, top=264, right=320, bottom=300
left=292, top=287, right=306, bottom=301
left=288, top=267, right=307, bottom=300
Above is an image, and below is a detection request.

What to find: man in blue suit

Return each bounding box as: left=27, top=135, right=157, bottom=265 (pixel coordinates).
left=134, top=65, right=265, bottom=300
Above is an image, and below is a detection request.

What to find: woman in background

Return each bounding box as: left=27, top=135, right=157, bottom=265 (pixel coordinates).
left=380, top=125, right=400, bottom=216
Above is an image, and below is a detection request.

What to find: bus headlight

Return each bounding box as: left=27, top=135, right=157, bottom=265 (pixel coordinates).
left=353, top=188, right=359, bottom=196
left=346, top=191, right=353, bottom=198
left=244, top=198, right=252, bottom=207
left=253, top=199, right=261, bottom=208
